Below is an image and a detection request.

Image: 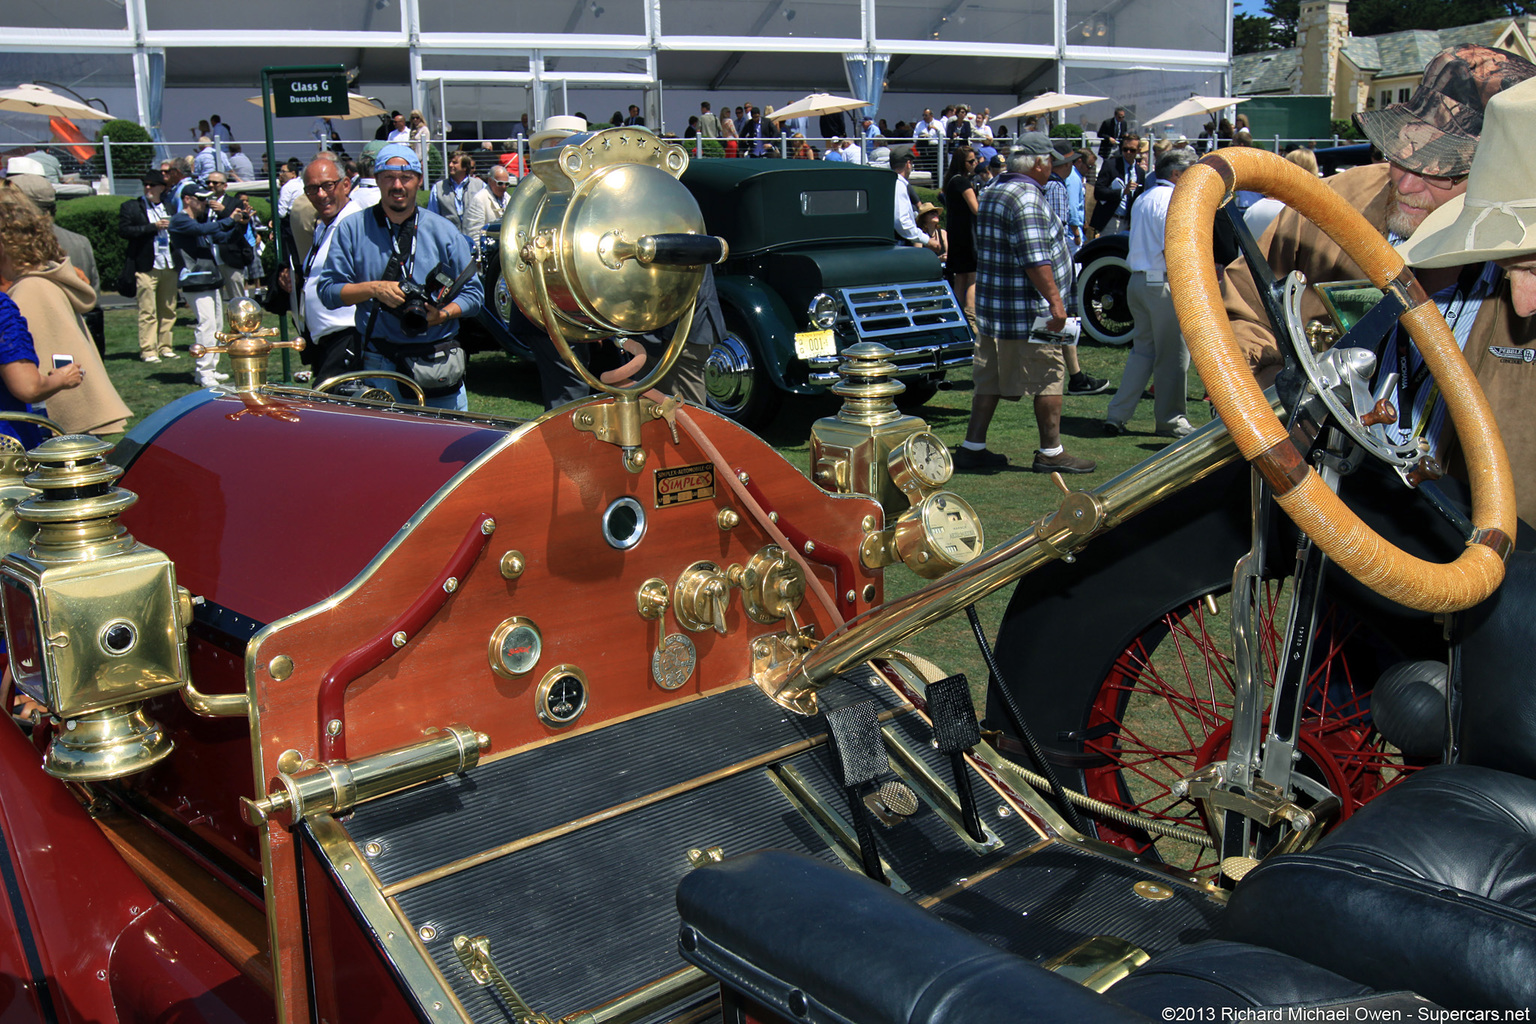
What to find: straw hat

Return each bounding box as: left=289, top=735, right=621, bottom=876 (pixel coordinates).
left=915, top=201, right=940, bottom=221
left=1396, top=77, right=1536, bottom=268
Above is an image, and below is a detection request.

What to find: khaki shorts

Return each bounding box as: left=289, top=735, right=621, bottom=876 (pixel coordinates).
left=972, top=333, right=1065, bottom=398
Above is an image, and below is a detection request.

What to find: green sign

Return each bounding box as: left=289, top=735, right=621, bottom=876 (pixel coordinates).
left=271, top=73, right=349, bottom=118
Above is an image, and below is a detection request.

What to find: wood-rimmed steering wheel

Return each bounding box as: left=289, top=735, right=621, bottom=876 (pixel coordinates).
left=1166, top=147, right=1515, bottom=613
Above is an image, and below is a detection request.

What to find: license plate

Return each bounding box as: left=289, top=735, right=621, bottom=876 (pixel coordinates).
left=793, top=329, right=836, bottom=360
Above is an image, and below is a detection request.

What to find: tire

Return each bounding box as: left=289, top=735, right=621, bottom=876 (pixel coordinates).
left=1074, top=252, right=1135, bottom=345
left=705, top=315, right=782, bottom=430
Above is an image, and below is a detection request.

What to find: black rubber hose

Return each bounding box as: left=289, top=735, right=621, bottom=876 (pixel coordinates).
left=965, top=604, right=1090, bottom=835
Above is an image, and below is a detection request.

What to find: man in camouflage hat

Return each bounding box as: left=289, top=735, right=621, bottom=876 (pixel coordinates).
left=1222, top=44, right=1536, bottom=517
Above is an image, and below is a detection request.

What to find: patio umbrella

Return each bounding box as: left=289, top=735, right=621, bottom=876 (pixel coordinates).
left=246, top=92, right=388, bottom=120
left=768, top=93, right=868, bottom=123
left=0, top=83, right=110, bottom=121
left=994, top=92, right=1101, bottom=121
left=1142, top=95, right=1248, bottom=126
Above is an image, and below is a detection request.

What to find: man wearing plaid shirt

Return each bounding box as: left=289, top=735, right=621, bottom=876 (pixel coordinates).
left=956, top=134, right=1097, bottom=474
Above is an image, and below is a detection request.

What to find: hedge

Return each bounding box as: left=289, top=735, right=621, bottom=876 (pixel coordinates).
left=57, top=193, right=276, bottom=290
left=1049, top=122, right=1085, bottom=140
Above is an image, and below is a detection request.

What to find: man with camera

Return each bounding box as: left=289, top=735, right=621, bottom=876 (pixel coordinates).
left=170, top=184, right=248, bottom=387
left=315, top=143, right=482, bottom=411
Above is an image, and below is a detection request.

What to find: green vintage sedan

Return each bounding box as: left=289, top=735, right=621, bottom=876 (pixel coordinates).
left=684, top=158, right=973, bottom=428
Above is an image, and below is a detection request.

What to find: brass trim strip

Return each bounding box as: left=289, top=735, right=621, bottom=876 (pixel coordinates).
left=1252, top=437, right=1309, bottom=495
left=770, top=763, right=911, bottom=894
left=558, top=966, right=714, bottom=1024
left=379, top=708, right=906, bottom=898
left=879, top=724, right=1003, bottom=855
left=915, top=840, right=1054, bottom=907
left=306, top=814, right=474, bottom=1024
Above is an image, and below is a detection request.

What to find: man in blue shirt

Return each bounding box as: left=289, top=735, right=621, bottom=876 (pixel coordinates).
left=316, top=143, right=483, bottom=411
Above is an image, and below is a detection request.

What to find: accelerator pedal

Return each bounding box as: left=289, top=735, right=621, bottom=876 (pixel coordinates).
left=926, top=674, right=987, bottom=842
left=823, top=700, right=891, bottom=884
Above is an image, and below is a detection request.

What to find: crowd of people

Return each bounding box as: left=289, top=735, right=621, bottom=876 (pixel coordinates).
left=3, top=45, right=1535, bottom=511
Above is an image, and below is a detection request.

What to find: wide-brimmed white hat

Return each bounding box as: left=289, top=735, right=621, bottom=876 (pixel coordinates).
left=529, top=115, right=588, bottom=152
left=1397, top=77, right=1536, bottom=268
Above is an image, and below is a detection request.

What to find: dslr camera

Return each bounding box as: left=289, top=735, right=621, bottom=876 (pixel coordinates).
left=394, top=261, right=475, bottom=336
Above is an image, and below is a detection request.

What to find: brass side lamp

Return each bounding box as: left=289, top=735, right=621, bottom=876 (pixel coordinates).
left=0, top=435, right=191, bottom=780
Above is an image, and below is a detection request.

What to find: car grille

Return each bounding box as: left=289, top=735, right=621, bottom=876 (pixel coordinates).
left=837, top=281, right=968, bottom=341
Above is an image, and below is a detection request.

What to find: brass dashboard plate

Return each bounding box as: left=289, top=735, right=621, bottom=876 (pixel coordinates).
left=651, top=633, right=696, bottom=690
left=654, top=463, right=715, bottom=508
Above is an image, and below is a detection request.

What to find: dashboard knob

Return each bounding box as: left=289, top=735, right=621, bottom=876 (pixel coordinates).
left=673, top=561, right=734, bottom=634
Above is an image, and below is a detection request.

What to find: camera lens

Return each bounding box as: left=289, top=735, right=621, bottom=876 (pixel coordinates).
left=399, top=300, right=430, bottom=336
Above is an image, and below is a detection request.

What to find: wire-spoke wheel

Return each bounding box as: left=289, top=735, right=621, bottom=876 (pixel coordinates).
left=1077, top=580, right=1421, bottom=877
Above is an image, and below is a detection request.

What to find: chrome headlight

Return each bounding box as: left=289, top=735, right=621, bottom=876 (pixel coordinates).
left=807, top=293, right=838, bottom=330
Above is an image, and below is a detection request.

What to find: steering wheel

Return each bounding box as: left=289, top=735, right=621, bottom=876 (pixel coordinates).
left=1166, top=147, right=1515, bottom=613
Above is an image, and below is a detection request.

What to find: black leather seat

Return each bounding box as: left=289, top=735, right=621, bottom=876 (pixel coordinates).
left=676, top=851, right=1427, bottom=1024
left=1216, top=551, right=1536, bottom=1009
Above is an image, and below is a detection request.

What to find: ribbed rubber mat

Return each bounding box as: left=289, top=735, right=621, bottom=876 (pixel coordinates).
left=349, top=670, right=902, bottom=887
left=927, top=844, right=1223, bottom=961
left=394, top=768, right=840, bottom=1023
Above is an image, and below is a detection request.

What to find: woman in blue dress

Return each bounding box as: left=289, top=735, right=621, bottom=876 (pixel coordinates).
left=0, top=289, right=83, bottom=447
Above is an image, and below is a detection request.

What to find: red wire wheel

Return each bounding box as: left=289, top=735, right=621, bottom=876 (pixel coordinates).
left=1078, top=582, right=1422, bottom=877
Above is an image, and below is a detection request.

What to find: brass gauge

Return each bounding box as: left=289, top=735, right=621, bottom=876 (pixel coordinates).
left=488, top=617, right=542, bottom=678
left=892, top=492, right=985, bottom=579
left=536, top=665, right=589, bottom=727
left=887, top=431, right=953, bottom=503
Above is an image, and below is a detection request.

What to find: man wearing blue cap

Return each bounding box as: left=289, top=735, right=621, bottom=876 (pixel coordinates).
left=316, top=143, right=483, bottom=410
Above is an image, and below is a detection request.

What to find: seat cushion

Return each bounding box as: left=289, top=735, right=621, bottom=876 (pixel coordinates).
left=1224, top=765, right=1536, bottom=1008
left=676, top=850, right=1154, bottom=1024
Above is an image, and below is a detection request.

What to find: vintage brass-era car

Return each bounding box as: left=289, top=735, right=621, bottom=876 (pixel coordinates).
left=0, top=130, right=1531, bottom=1024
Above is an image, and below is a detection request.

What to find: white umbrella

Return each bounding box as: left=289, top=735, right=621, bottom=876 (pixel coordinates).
left=1142, top=95, right=1248, bottom=126
left=0, top=83, right=110, bottom=121
left=994, top=92, right=1102, bottom=121
left=769, top=93, right=868, bottom=123
left=246, top=92, right=388, bottom=120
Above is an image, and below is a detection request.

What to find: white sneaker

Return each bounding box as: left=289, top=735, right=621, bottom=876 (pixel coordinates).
left=212, top=371, right=230, bottom=381
left=195, top=375, right=220, bottom=388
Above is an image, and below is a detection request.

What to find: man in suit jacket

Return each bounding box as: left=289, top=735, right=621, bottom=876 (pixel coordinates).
left=1091, top=134, right=1146, bottom=235
left=1097, top=107, right=1133, bottom=158
left=624, top=104, right=646, bottom=127
left=116, top=170, right=180, bottom=362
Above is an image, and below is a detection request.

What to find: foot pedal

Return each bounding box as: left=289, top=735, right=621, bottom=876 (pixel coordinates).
left=823, top=700, right=889, bottom=884
left=926, top=674, right=986, bottom=842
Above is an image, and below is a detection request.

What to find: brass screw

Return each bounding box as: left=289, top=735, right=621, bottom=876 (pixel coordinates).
left=844, top=590, right=855, bottom=603
left=391, top=631, right=408, bottom=648
left=364, top=841, right=382, bottom=858
left=326, top=719, right=343, bottom=737
left=737, top=471, right=750, bottom=484
left=861, top=515, right=877, bottom=532
left=268, top=655, right=294, bottom=681
left=480, top=518, right=496, bottom=535
left=443, top=577, right=458, bottom=594
left=803, top=540, right=815, bottom=554
left=501, top=551, right=526, bottom=579
left=418, top=925, right=437, bottom=942
left=717, top=508, right=741, bottom=530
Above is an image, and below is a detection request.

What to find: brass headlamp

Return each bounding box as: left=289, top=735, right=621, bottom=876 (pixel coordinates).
left=0, top=435, right=190, bottom=780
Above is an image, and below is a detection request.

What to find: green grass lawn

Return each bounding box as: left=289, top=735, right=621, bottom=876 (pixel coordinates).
left=98, top=305, right=1209, bottom=708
